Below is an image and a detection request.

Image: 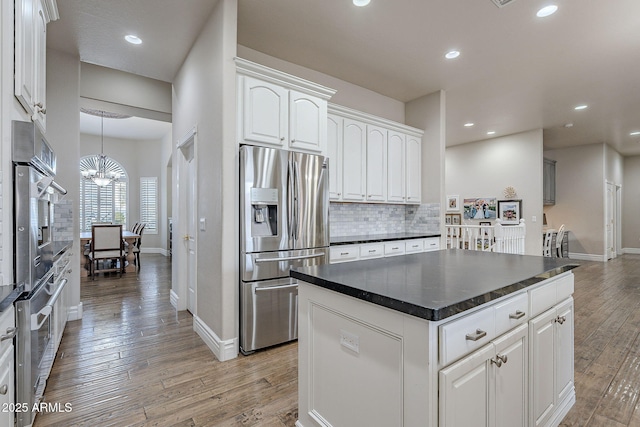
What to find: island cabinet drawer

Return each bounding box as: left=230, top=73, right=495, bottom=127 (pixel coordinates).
left=494, top=292, right=529, bottom=336
left=359, top=243, right=384, bottom=259
left=439, top=306, right=496, bottom=366
left=384, top=241, right=406, bottom=257
left=329, top=245, right=359, bottom=264
left=423, top=237, right=440, bottom=252
left=529, top=273, right=574, bottom=317
left=404, top=239, right=425, bottom=254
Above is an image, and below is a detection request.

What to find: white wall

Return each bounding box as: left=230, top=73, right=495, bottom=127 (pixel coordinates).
left=544, top=144, right=605, bottom=258
left=622, top=155, right=640, bottom=250
left=80, top=132, right=171, bottom=252
left=446, top=129, right=544, bottom=256
left=406, top=90, right=446, bottom=205
left=237, top=45, right=405, bottom=124
left=172, top=0, right=238, bottom=360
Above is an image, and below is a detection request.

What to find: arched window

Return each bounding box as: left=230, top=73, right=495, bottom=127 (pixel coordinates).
left=79, top=155, right=128, bottom=232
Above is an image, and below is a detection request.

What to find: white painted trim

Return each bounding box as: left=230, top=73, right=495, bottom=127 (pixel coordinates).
left=328, top=103, right=424, bottom=137
left=67, top=302, right=83, bottom=321
left=622, top=248, right=640, bottom=255
left=140, top=247, right=169, bottom=256
left=193, top=315, right=238, bottom=362
left=170, top=289, right=179, bottom=310
left=568, top=252, right=606, bottom=262
left=234, top=57, right=336, bottom=100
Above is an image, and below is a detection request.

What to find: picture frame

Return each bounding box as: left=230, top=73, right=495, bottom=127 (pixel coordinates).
left=463, top=198, right=497, bottom=220
left=450, top=213, right=461, bottom=225
left=497, top=199, right=522, bottom=225
left=446, top=195, right=460, bottom=212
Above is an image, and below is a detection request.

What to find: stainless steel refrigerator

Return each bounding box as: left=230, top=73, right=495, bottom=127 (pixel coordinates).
left=240, top=145, right=329, bottom=354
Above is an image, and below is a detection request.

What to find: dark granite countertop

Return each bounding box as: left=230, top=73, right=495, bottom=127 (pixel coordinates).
left=330, top=232, right=441, bottom=246
left=291, top=249, right=579, bottom=321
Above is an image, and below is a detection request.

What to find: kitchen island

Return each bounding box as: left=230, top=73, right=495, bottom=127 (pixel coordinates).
left=291, top=249, right=578, bottom=427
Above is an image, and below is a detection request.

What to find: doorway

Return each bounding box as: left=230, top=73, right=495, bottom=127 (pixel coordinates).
left=605, top=181, right=621, bottom=260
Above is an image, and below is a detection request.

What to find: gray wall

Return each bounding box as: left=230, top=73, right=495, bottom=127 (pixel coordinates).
left=446, top=129, right=544, bottom=256
left=623, top=155, right=640, bottom=250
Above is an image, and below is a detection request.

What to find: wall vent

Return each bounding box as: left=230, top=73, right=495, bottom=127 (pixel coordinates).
left=491, top=0, right=518, bottom=7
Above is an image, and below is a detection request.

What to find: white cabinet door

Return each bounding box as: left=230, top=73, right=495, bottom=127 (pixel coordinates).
left=289, top=90, right=326, bottom=154
left=366, top=125, right=387, bottom=202
left=406, top=134, right=422, bottom=204
left=342, top=119, right=367, bottom=201
left=0, top=347, right=14, bottom=427
left=387, top=131, right=405, bottom=203
left=494, top=325, right=528, bottom=427
left=529, top=307, right=556, bottom=427
left=15, top=0, right=37, bottom=117
left=555, top=298, right=574, bottom=404
left=33, top=0, right=48, bottom=130
left=327, top=114, right=343, bottom=200
left=440, top=343, right=493, bottom=427
left=241, top=76, right=288, bottom=147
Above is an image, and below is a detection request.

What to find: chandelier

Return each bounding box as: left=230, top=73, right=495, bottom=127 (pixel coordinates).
left=80, top=108, right=130, bottom=187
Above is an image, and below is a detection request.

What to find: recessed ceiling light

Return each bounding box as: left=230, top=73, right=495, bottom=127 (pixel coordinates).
left=574, top=105, right=588, bottom=110
left=125, top=35, right=142, bottom=45
left=353, top=0, right=370, bottom=6
left=630, top=131, right=640, bottom=136
left=536, top=5, right=558, bottom=18
left=464, top=123, right=474, bottom=127
left=445, top=50, right=461, bottom=59
left=487, top=131, right=496, bottom=135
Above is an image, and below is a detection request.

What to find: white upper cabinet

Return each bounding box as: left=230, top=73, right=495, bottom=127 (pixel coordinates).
left=236, top=58, right=336, bottom=156
left=387, top=131, right=406, bottom=203
left=327, top=104, right=423, bottom=206
left=406, top=134, right=422, bottom=204
left=366, top=125, right=387, bottom=202
left=289, top=90, right=327, bottom=153
left=327, top=114, right=343, bottom=200
left=15, top=0, right=59, bottom=132
left=342, top=119, right=367, bottom=202
left=241, top=76, right=288, bottom=147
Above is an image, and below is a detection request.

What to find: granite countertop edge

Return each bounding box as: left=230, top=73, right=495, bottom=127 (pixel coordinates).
left=291, top=259, right=579, bottom=322
left=330, top=232, right=441, bottom=246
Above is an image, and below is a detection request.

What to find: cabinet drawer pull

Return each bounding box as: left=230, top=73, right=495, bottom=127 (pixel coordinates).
left=465, top=329, right=487, bottom=341
left=0, top=327, right=16, bottom=342
left=340, top=252, right=349, bottom=256
left=391, top=247, right=399, bottom=250
left=509, top=310, right=526, bottom=320
left=368, top=250, right=377, bottom=253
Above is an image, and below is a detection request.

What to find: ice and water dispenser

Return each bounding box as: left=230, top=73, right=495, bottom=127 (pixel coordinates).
left=250, top=187, right=278, bottom=237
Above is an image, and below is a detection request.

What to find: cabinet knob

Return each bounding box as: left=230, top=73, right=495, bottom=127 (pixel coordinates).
left=0, top=384, right=7, bottom=395
left=491, top=357, right=503, bottom=368
left=509, top=310, right=526, bottom=320
left=497, top=354, right=508, bottom=364
left=338, top=193, right=341, bottom=196
left=280, top=137, right=285, bottom=141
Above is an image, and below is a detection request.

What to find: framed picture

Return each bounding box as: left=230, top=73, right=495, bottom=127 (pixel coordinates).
left=463, top=198, right=497, bottom=220
left=450, top=213, right=461, bottom=225
left=446, top=195, right=459, bottom=212
left=445, top=215, right=452, bottom=225
left=497, top=199, right=522, bottom=225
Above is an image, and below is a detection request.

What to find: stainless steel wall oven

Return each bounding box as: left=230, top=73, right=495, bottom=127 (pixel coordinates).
left=12, top=121, right=68, bottom=427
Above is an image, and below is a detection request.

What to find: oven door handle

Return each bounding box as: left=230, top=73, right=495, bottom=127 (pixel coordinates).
left=31, top=278, right=68, bottom=330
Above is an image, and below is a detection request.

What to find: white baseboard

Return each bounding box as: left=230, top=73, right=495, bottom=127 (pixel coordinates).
left=67, top=302, right=83, bottom=321
left=140, top=247, right=170, bottom=256
left=170, top=289, right=179, bottom=310
left=622, top=247, right=640, bottom=255
left=193, top=315, right=238, bottom=362
left=568, top=252, right=606, bottom=262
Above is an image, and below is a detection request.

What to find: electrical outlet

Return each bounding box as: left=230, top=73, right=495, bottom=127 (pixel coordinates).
left=340, top=329, right=360, bottom=354
left=532, top=215, right=537, bottom=223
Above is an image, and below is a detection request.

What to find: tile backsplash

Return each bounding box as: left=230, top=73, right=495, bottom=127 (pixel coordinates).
left=330, top=202, right=440, bottom=237
left=53, top=199, right=74, bottom=242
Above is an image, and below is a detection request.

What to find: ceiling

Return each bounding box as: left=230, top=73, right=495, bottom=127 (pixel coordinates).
left=47, top=0, right=640, bottom=155
left=79, top=112, right=172, bottom=141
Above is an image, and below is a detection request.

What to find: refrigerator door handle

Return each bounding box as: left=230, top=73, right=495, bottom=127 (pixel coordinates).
left=287, top=158, right=295, bottom=242
left=254, top=252, right=326, bottom=263
left=292, top=160, right=299, bottom=241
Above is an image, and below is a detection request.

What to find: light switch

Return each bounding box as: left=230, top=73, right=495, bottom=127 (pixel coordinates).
left=532, top=216, right=537, bottom=223
left=199, top=218, right=206, bottom=231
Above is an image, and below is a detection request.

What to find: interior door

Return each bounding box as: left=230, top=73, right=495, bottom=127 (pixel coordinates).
left=605, top=182, right=616, bottom=260
left=186, top=156, right=196, bottom=314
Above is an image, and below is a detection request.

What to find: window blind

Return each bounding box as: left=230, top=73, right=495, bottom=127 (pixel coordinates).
left=140, top=177, right=158, bottom=234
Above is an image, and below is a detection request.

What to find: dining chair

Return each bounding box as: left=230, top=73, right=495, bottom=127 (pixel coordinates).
left=88, top=224, right=125, bottom=279
left=543, top=230, right=554, bottom=257
left=555, top=224, right=566, bottom=258
left=132, top=223, right=146, bottom=270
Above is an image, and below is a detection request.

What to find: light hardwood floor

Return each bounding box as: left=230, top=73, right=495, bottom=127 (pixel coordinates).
left=33, top=254, right=640, bottom=426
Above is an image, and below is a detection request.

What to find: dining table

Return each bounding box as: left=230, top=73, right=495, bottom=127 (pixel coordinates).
left=80, top=231, right=140, bottom=276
